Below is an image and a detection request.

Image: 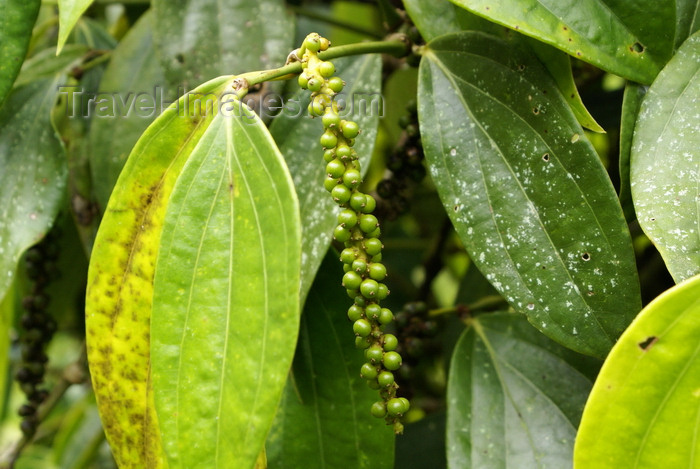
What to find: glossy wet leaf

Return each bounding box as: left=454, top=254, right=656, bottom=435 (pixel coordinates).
left=151, top=98, right=301, bottom=469
left=89, top=11, right=170, bottom=210
left=574, top=274, right=700, bottom=468
left=675, top=0, right=700, bottom=49
left=85, top=75, right=231, bottom=468
left=447, top=313, right=596, bottom=469
left=404, top=0, right=602, bottom=132
left=618, top=83, right=647, bottom=222
left=152, top=0, right=293, bottom=90
left=0, top=78, right=67, bottom=306
left=631, top=31, right=700, bottom=283
left=419, top=32, right=640, bottom=357
left=0, top=0, right=40, bottom=107
left=270, top=54, right=381, bottom=303
left=266, top=255, right=394, bottom=469
left=449, top=0, right=674, bottom=83
left=57, top=0, right=94, bottom=53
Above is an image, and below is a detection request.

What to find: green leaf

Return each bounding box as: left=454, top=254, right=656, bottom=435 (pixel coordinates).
left=0, top=278, right=14, bottom=419
left=0, top=0, right=40, bottom=108
left=574, top=274, right=700, bottom=468
left=404, top=1, right=602, bottom=132
left=57, top=0, right=94, bottom=54
left=85, top=75, right=231, bottom=468
left=447, top=312, right=596, bottom=469
left=631, top=31, right=700, bottom=283
left=88, top=10, right=171, bottom=210
left=14, top=45, right=89, bottom=88
left=419, top=32, right=641, bottom=357
left=0, top=78, right=67, bottom=306
left=675, top=0, right=700, bottom=50
left=151, top=98, right=301, bottom=469
left=269, top=54, right=381, bottom=303
left=152, top=0, right=293, bottom=90
left=618, top=83, right=646, bottom=222
left=396, top=413, right=446, bottom=469
left=448, top=0, right=674, bottom=83
left=266, top=254, right=394, bottom=469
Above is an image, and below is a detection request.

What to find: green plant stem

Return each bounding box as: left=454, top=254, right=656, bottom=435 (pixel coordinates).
left=238, top=36, right=410, bottom=88
left=288, top=5, right=383, bottom=39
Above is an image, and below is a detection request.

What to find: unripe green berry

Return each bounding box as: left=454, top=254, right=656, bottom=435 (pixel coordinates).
left=349, top=192, right=367, bottom=211
left=334, top=225, right=351, bottom=243
left=383, top=334, right=398, bottom=351
left=354, top=296, right=367, bottom=307
left=360, top=362, right=378, bottom=379
left=359, top=214, right=379, bottom=233
left=347, top=305, right=364, bottom=322
left=319, top=37, right=330, bottom=51
left=376, top=283, right=389, bottom=300
left=371, top=253, right=382, bottom=263
left=323, top=149, right=335, bottom=162
left=328, top=76, right=344, bottom=93
left=304, top=36, right=321, bottom=52
left=349, top=260, right=365, bottom=275
left=365, top=345, right=384, bottom=363
left=378, top=308, right=393, bottom=325
left=360, top=278, right=379, bottom=298
left=368, top=227, right=382, bottom=238
left=361, top=194, right=376, bottom=214
left=307, top=77, right=323, bottom=92
left=342, top=169, right=361, bottom=189
left=341, top=120, right=360, bottom=139
left=320, top=130, right=338, bottom=148
left=387, top=398, right=405, bottom=416
left=355, top=336, right=371, bottom=349
left=340, top=248, right=357, bottom=264
left=399, top=397, right=410, bottom=413
left=337, top=209, right=357, bottom=228
left=364, top=238, right=383, bottom=256
left=343, top=263, right=351, bottom=273
left=324, top=177, right=338, bottom=192
left=319, top=61, right=335, bottom=78
left=326, top=159, right=345, bottom=178
left=365, top=303, right=381, bottom=320
left=371, top=401, right=387, bottom=418
left=331, top=184, right=352, bottom=204
left=368, top=263, right=387, bottom=281
left=297, top=73, right=309, bottom=89
left=353, top=319, right=372, bottom=337
left=336, top=144, right=352, bottom=159
left=377, top=370, right=395, bottom=387
left=342, top=271, right=362, bottom=290
left=309, top=100, right=324, bottom=116
left=383, top=351, right=402, bottom=370
left=322, top=111, right=340, bottom=128
left=367, top=380, right=381, bottom=390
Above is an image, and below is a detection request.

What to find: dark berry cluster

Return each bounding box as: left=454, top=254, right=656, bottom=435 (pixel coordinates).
left=393, top=301, right=439, bottom=394
left=297, top=33, right=409, bottom=433
left=375, top=101, right=425, bottom=220
left=15, top=233, right=59, bottom=437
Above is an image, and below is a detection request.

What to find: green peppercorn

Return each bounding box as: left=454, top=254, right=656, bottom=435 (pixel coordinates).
left=354, top=296, right=367, bottom=307
left=309, top=100, right=324, bottom=116
left=349, top=192, right=367, bottom=211
left=320, top=130, right=338, bottom=148
left=382, top=334, right=398, bottom=351
left=347, top=305, right=364, bottom=322
left=323, top=149, right=335, bottom=162
left=383, top=351, right=402, bottom=370
left=360, top=278, right=379, bottom=298
left=367, top=227, right=381, bottom=238
left=365, top=345, right=384, bottom=363
left=324, top=177, right=338, bottom=193
left=340, top=248, right=357, bottom=264
left=326, top=159, right=345, bottom=178
left=334, top=225, right=351, bottom=243
left=298, top=73, right=309, bottom=89
left=319, top=61, right=336, bottom=78
left=304, top=36, right=321, bottom=52
left=322, top=110, right=340, bottom=128
left=355, top=336, right=371, bottom=349
left=362, top=194, right=377, bottom=214
left=376, top=283, right=389, bottom=300
left=368, top=263, right=387, bottom=281
left=371, top=253, right=382, bottom=263
left=378, top=308, right=393, bottom=325
left=364, top=238, right=382, bottom=256
left=328, top=76, right=344, bottom=93
left=351, top=259, right=367, bottom=275
left=399, top=397, right=410, bottom=413
left=370, top=401, right=387, bottom=418
left=360, top=362, right=378, bottom=379
left=341, top=120, right=360, bottom=139
left=342, top=271, right=362, bottom=290
left=359, top=214, right=379, bottom=234
left=319, top=37, right=330, bottom=51
left=353, top=319, right=372, bottom=337
left=342, top=169, right=361, bottom=189
left=377, top=370, right=395, bottom=387
left=365, top=303, right=381, bottom=320
left=337, top=209, right=357, bottom=228
left=336, top=144, right=352, bottom=159
left=386, top=398, right=405, bottom=416
left=307, top=78, right=323, bottom=92
left=331, top=184, right=352, bottom=204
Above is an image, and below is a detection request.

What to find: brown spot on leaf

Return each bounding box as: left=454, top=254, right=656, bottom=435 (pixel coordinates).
left=639, top=336, right=658, bottom=351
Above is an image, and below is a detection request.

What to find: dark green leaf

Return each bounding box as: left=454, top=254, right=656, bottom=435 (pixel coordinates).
left=631, top=31, right=700, bottom=282
left=419, top=32, right=640, bottom=357
left=674, top=0, right=700, bottom=49
left=0, top=78, right=67, bottom=305
left=0, top=0, right=40, bottom=108
left=266, top=254, right=394, bottom=469
left=151, top=98, right=301, bottom=469
left=574, top=274, right=700, bottom=468
left=152, top=0, right=293, bottom=90
left=88, top=10, right=171, bottom=210
left=71, top=16, right=117, bottom=50
left=57, top=0, right=94, bottom=53
left=449, top=0, right=675, bottom=83
left=270, top=54, right=382, bottom=303
left=448, top=312, right=596, bottom=468
left=618, top=83, right=646, bottom=223
left=14, top=45, right=89, bottom=88
left=395, top=413, right=446, bottom=469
